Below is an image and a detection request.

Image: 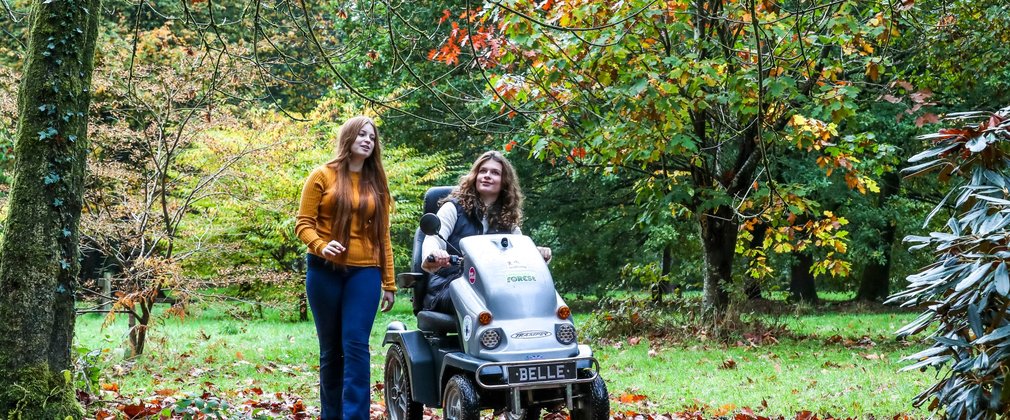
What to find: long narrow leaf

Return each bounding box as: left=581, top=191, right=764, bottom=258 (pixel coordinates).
left=974, top=325, right=1010, bottom=345
left=955, top=263, right=990, bottom=292
left=995, top=262, right=1009, bottom=296
left=925, top=188, right=959, bottom=228
left=968, top=304, right=983, bottom=338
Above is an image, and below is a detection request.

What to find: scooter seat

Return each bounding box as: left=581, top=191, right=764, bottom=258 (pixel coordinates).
left=416, top=310, right=458, bottom=335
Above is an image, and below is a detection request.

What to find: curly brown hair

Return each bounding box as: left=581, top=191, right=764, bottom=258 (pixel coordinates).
left=445, top=150, right=524, bottom=232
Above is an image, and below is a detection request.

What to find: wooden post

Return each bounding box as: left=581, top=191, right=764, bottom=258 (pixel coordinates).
left=100, top=272, right=112, bottom=311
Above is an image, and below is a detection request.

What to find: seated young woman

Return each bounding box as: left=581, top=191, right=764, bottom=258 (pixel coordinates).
left=420, top=150, right=552, bottom=314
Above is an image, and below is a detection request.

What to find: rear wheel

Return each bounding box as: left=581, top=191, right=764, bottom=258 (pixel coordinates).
left=443, top=375, right=480, bottom=420
left=384, top=345, right=423, bottom=420
left=570, top=376, right=608, bottom=420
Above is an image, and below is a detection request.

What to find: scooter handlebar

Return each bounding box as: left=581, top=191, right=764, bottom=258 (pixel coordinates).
left=425, top=254, right=462, bottom=266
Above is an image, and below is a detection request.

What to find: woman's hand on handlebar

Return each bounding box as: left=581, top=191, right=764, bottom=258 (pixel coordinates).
left=422, top=249, right=451, bottom=272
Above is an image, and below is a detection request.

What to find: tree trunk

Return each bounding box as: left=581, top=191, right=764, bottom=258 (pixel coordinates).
left=744, top=223, right=768, bottom=300
left=0, top=0, right=100, bottom=415
left=699, top=205, right=737, bottom=315
left=857, top=171, right=900, bottom=302
left=651, top=246, right=674, bottom=303
left=789, top=253, right=818, bottom=303
left=129, top=299, right=152, bottom=357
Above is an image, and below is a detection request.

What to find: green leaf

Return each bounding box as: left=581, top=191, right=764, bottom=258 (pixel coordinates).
left=994, top=262, right=1009, bottom=296
left=968, top=304, right=983, bottom=338
left=38, top=127, right=58, bottom=140
left=974, top=325, right=1010, bottom=345
left=955, top=263, right=990, bottom=292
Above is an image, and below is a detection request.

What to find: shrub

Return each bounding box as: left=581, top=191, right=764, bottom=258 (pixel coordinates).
left=890, top=106, right=1010, bottom=418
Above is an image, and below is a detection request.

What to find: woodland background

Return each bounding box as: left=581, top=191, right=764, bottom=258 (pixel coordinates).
left=2, top=0, right=1010, bottom=418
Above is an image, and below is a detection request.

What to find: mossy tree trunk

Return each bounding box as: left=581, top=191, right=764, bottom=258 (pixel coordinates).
left=0, top=0, right=100, bottom=416
left=699, top=205, right=737, bottom=316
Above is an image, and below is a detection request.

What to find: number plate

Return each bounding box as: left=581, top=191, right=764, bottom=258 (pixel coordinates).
left=507, top=362, right=576, bottom=384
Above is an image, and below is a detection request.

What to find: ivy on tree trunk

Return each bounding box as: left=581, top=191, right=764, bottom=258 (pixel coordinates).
left=0, top=0, right=100, bottom=415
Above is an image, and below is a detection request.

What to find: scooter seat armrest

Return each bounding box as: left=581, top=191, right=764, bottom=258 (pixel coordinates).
left=396, top=272, right=423, bottom=288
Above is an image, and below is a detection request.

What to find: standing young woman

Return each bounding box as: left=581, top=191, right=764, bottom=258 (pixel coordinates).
left=295, top=115, right=396, bottom=420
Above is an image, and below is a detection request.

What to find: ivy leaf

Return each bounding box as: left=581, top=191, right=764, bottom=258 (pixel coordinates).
left=38, top=127, right=58, bottom=140
left=62, top=228, right=71, bottom=237
left=53, top=198, right=63, bottom=207
left=43, top=173, right=60, bottom=185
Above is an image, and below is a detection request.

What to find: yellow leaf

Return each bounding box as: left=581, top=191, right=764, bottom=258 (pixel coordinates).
left=865, top=61, right=880, bottom=82
left=790, top=114, right=807, bottom=127
left=864, top=177, right=880, bottom=193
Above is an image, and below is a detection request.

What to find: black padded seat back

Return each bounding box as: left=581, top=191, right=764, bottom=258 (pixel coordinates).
left=424, top=186, right=455, bottom=215
left=410, top=186, right=455, bottom=316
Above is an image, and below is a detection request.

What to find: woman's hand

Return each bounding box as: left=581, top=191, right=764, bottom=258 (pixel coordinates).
left=537, top=246, right=553, bottom=263
left=380, top=291, right=395, bottom=312
left=422, top=249, right=451, bottom=272
left=321, top=240, right=346, bottom=258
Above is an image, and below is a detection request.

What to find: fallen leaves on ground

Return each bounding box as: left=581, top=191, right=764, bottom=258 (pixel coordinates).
left=79, top=385, right=924, bottom=419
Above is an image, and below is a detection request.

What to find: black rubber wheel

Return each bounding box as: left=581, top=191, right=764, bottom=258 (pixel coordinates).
left=384, top=345, right=424, bottom=420
left=442, top=374, right=481, bottom=420
left=570, top=376, right=609, bottom=420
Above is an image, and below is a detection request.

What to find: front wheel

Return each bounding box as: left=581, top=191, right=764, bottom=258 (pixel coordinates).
left=384, top=344, right=424, bottom=420
left=570, top=375, right=609, bottom=420
left=443, top=375, right=480, bottom=420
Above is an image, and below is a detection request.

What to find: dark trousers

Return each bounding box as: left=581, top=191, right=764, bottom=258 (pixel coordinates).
left=305, top=254, right=381, bottom=420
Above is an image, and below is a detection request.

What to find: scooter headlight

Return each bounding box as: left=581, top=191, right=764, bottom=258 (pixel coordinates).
left=480, top=328, right=504, bottom=349
left=556, top=324, right=577, bottom=345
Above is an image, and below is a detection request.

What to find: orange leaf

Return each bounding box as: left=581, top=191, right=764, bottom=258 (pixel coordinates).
left=618, top=393, right=648, bottom=403
left=720, top=358, right=737, bottom=369
left=101, top=383, right=119, bottom=392
left=439, top=9, right=451, bottom=24
left=505, top=140, right=517, bottom=152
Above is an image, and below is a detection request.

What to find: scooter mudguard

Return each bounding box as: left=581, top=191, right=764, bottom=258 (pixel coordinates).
left=383, top=329, right=439, bottom=405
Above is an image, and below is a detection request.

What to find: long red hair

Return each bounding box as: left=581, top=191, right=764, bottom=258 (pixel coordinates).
left=325, top=116, right=390, bottom=266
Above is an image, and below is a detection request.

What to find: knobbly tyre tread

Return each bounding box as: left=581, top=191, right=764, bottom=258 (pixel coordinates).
left=443, top=374, right=481, bottom=420
left=384, top=344, right=424, bottom=420
left=569, top=375, right=609, bottom=420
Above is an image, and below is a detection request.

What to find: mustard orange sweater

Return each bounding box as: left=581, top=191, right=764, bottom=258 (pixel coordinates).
left=296, top=166, right=396, bottom=291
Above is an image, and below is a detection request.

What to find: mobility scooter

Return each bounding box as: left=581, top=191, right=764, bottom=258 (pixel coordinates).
left=382, top=187, right=609, bottom=420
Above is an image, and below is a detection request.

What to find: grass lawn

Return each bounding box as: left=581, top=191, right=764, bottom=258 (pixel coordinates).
left=74, top=294, right=933, bottom=418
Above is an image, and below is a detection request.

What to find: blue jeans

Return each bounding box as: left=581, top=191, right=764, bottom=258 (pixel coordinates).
left=305, top=254, right=381, bottom=420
